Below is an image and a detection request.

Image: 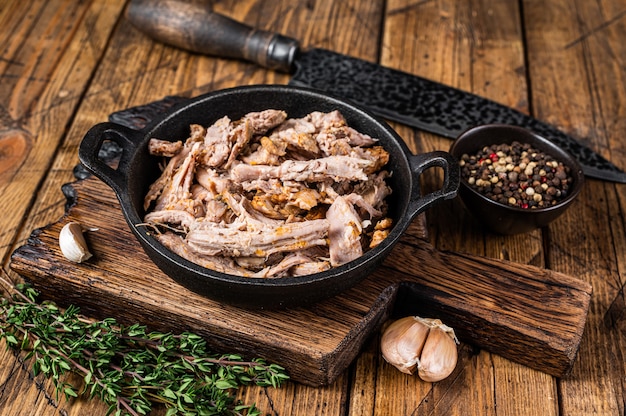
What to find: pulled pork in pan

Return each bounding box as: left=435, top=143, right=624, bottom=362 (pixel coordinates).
left=142, top=109, right=393, bottom=278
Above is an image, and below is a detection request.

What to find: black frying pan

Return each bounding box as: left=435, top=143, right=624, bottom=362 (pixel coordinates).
left=78, top=85, right=459, bottom=308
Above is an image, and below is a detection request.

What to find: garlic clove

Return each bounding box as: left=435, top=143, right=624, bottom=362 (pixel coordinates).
left=380, top=316, right=429, bottom=374
left=59, top=222, right=93, bottom=263
left=417, top=324, right=459, bottom=382
left=381, top=315, right=460, bottom=381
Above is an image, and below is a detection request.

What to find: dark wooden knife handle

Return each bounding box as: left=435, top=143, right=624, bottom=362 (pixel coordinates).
left=126, top=0, right=299, bottom=72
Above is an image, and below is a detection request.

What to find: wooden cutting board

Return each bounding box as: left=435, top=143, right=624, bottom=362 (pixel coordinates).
left=9, top=173, right=593, bottom=386
left=9, top=99, right=593, bottom=386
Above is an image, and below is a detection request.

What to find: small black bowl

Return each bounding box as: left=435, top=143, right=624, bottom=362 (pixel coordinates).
left=449, top=124, right=584, bottom=235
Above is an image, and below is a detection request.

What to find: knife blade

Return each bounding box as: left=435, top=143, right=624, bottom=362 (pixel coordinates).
left=126, top=0, right=626, bottom=183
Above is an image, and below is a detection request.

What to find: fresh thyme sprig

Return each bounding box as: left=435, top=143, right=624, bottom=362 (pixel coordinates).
left=0, top=271, right=289, bottom=416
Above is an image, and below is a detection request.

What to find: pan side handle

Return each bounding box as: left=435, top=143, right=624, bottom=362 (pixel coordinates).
left=78, top=122, right=140, bottom=198
left=406, top=150, right=460, bottom=220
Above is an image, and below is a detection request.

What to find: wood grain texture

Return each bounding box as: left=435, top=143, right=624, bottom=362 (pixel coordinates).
left=2, top=0, right=625, bottom=414
left=10, top=174, right=591, bottom=385
left=523, top=1, right=626, bottom=415
left=375, top=2, right=558, bottom=415
left=0, top=1, right=126, bottom=414
left=0, top=0, right=127, bottom=256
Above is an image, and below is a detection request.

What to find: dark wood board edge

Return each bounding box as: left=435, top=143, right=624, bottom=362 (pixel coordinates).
left=388, top=242, right=592, bottom=377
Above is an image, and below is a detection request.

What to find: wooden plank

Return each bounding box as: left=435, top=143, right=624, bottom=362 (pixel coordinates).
left=0, top=1, right=126, bottom=415
left=360, top=0, right=564, bottom=415
left=524, top=0, right=626, bottom=415
left=0, top=0, right=126, bottom=257
left=459, top=2, right=563, bottom=410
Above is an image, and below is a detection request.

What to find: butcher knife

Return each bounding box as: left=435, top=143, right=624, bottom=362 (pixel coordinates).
left=126, top=0, right=626, bottom=183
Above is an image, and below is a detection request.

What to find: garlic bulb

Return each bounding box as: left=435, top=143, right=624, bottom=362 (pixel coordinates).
left=381, top=316, right=459, bottom=382
left=59, top=222, right=93, bottom=263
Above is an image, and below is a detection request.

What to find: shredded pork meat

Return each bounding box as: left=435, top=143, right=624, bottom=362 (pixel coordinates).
left=142, top=109, right=393, bottom=278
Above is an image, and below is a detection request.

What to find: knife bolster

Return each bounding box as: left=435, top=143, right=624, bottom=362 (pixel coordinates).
left=245, top=32, right=298, bottom=73
left=266, top=34, right=299, bottom=72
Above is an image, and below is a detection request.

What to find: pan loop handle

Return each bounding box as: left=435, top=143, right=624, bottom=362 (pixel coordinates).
left=78, top=122, right=142, bottom=197
left=406, top=150, right=460, bottom=220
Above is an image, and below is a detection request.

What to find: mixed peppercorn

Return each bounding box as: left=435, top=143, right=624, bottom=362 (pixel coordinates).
left=459, top=141, right=574, bottom=209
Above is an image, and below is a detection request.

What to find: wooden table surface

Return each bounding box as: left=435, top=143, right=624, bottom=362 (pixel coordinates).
left=1, top=0, right=625, bottom=415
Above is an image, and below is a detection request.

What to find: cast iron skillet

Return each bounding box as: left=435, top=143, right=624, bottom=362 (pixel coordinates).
left=78, top=85, right=459, bottom=309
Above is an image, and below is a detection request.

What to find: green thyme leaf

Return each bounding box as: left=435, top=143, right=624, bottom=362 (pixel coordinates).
left=0, top=272, right=289, bottom=415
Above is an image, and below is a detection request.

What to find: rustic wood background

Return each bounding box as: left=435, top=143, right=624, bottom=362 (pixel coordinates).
left=1, top=0, right=625, bottom=415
